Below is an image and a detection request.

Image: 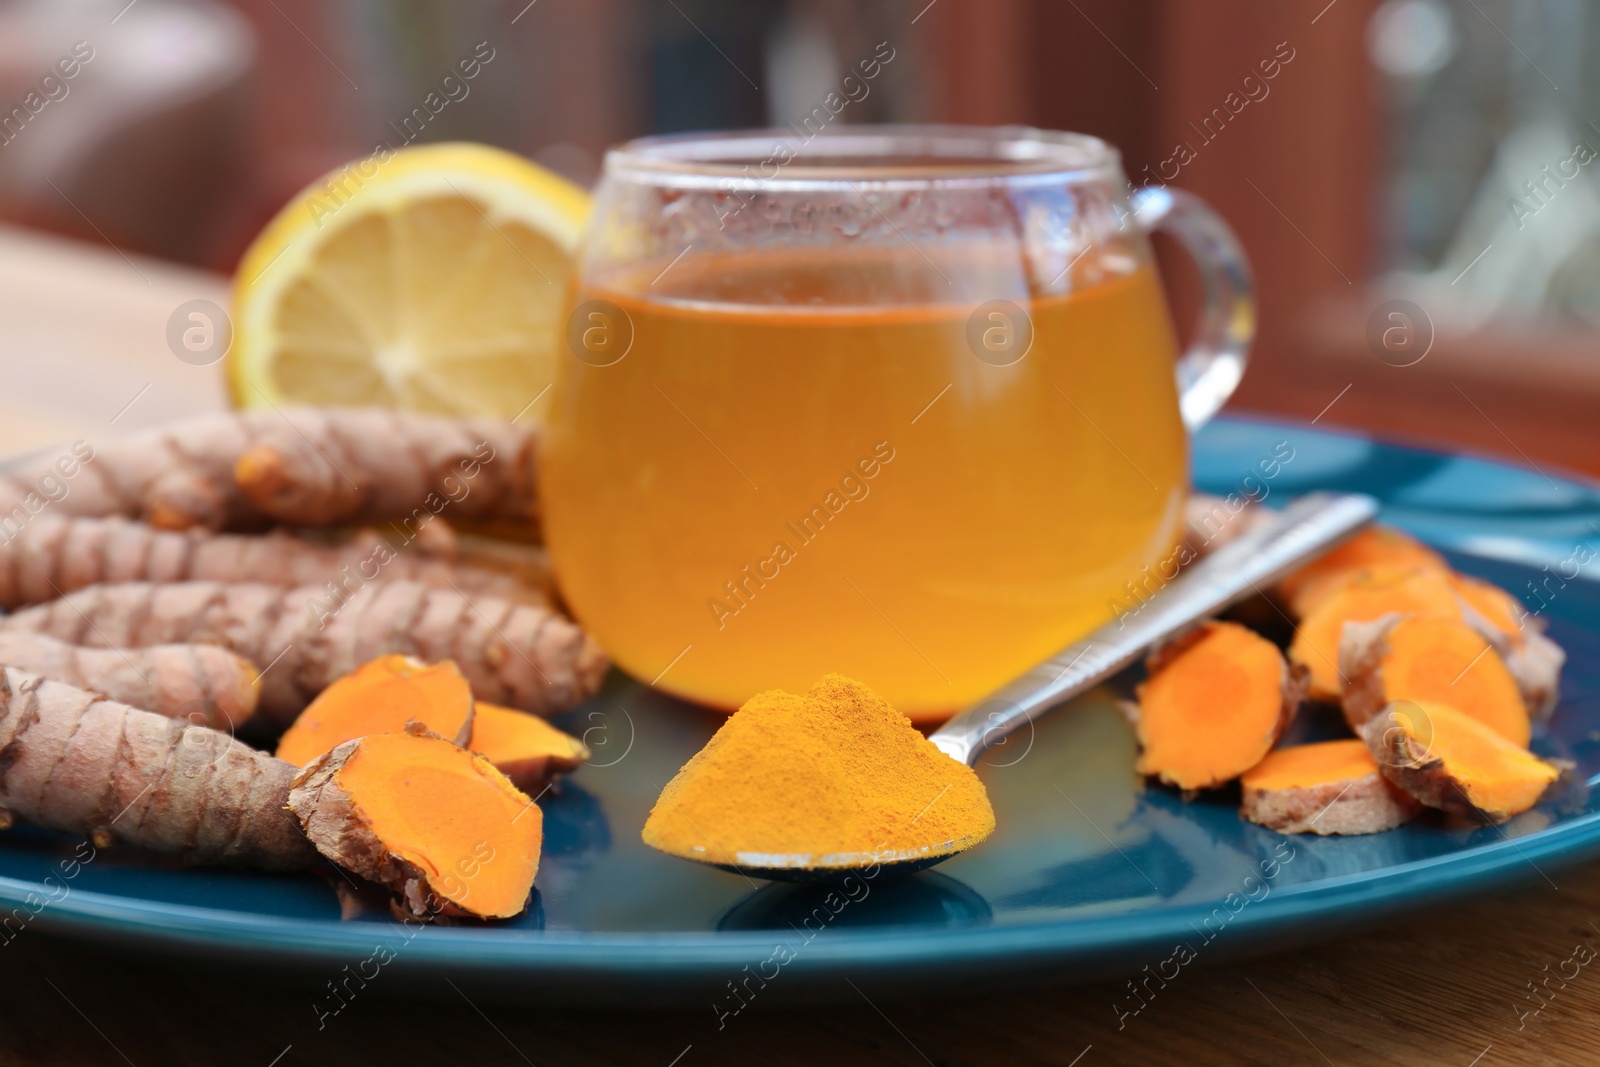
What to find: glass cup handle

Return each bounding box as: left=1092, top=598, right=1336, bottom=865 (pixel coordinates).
left=1129, top=186, right=1255, bottom=432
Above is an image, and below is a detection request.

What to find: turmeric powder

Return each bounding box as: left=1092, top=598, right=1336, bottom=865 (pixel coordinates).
left=643, top=675, right=994, bottom=870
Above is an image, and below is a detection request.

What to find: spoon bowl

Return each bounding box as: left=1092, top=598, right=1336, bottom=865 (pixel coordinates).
left=703, top=834, right=989, bottom=884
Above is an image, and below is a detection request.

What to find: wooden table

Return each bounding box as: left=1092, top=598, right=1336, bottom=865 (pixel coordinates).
left=1, top=226, right=1596, bottom=1067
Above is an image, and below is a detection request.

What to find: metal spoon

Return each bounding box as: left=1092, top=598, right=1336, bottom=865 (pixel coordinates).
left=697, top=491, right=1380, bottom=882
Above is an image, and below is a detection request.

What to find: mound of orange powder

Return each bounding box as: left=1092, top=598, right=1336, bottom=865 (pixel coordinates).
left=642, top=674, right=995, bottom=869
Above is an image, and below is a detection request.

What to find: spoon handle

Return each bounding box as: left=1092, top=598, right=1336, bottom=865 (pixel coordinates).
left=928, top=492, right=1380, bottom=767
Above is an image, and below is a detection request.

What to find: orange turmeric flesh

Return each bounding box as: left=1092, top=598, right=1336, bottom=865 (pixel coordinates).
left=1240, top=739, right=1418, bottom=835
left=643, top=675, right=994, bottom=870
left=1449, top=573, right=1526, bottom=648
left=468, top=703, right=590, bottom=793
left=289, top=729, right=541, bottom=920
left=1342, top=615, right=1529, bottom=746
left=1133, top=621, right=1305, bottom=791
left=1367, top=702, right=1560, bottom=824
left=277, top=655, right=473, bottom=767
left=1244, top=739, right=1379, bottom=790
left=1289, top=568, right=1464, bottom=702
left=1277, top=525, right=1449, bottom=617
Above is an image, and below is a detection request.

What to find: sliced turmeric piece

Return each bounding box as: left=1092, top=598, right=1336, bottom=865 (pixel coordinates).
left=276, top=655, right=474, bottom=767
left=1364, top=701, right=1562, bottom=823
left=288, top=726, right=541, bottom=920
left=1340, top=615, right=1530, bottom=746
left=1131, top=621, right=1307, bottom=791
left=1277, top=526, right=1449, bottom=618
left=1240, top=739, right=1419, bottom=835
left=1183, top=493, right=1270, bottom=557
left=468, top=703, right=590, bottom=793
left=1447, top=573, right=1566, bottom=718
left=1449, top=574, right=1525, bottom=646
left=1288, top=568, right=1463, bottom=702
left=1501, top=630, right=1566, bottom=720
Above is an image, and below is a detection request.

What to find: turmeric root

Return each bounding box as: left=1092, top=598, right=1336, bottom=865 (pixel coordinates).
left=1363, top=701, right=1562, bottom=823
left=1277, top=525, right=1450, bottom=618
left=0, top=667, right=313, bottom=869
left=1450, top=574, right=1523, bottom=642
left=1447, top=573, right=1566, bottom=717
left=1240, top=739, right=1420, bottom=835
left=1130, top=621, right=1307, bottom=791
left=288, top=726, right=541, bottom=920
left=1288, top=568, right=1464, bottom=702
left=1340, top=615, right=1530, bottom=746
left=0, top=408, right=536, bottom=532
left=0, top=580, right=606, bottom=729
left=470, top=703, right=589, bottom=793
left=0, top=515, right=553, bottom=609
left=1500, top=630, right=1566, bottom=720
left=277, top=655, right=474, bottom=767
left=0, top=632, right=258, bottom=729
left=1183, top=494, right=1271, bottom=557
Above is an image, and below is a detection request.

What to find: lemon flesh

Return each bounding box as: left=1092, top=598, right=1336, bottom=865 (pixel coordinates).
left=230, top=142, right=591, bottom=421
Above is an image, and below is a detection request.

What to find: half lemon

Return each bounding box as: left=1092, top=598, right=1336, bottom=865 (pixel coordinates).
left=229, top=142, right=590, bottom=420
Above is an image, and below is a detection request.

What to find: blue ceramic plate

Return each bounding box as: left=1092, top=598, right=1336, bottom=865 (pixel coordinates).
left=3, top=417, right=1598, bottom=1005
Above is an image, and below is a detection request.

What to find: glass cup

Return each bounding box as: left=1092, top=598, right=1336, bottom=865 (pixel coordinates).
left=540, top=125, right=1252, bottom=721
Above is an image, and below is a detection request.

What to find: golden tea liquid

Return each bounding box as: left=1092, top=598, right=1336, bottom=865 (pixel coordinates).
left=540, top=248, right=1188, bottom=720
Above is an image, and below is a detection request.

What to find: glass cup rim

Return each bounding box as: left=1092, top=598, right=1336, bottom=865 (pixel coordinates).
left=602, top=124, right=1123, bottom=190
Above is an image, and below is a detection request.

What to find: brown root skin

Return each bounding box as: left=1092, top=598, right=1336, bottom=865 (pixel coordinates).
left=1363, top=702, right=1564, bottom=824
left=1456, top=599, right=1566, bottom=719
left=1502, top=629, right=1565, bottom=719
left=1239, top=740, right=1419, bottom=835
left=229, top=408, right=536, bottom=529
left=468, top=703, right=589, bottom=793
left=0, top=408, right=536, bottom=532
left=0, top=580, right=607, bottom=730
left=1241, top=771, right=1418, bottom=835
left=1182, top=494, right=1270, bottom=558
left=1338, top=615, right=1396, bottom=733
left=0, top=515, right=553, bottom=610
left=0, top=668, right=313, bottom=869
left=288, top=725, right=540, bottom=921
left=1450, top=574, right=1528, bottom=644
left=1132, top=621, right=1307, bottom=792
left=276, top=655, right=474, bottom=767
left=1339, top=613, right=1531, bottom=746
left=0, top=631, right=258, bottom=729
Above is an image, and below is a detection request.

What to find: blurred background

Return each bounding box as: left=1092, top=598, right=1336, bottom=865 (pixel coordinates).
left=0, top=0, right=1596, bottom=475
